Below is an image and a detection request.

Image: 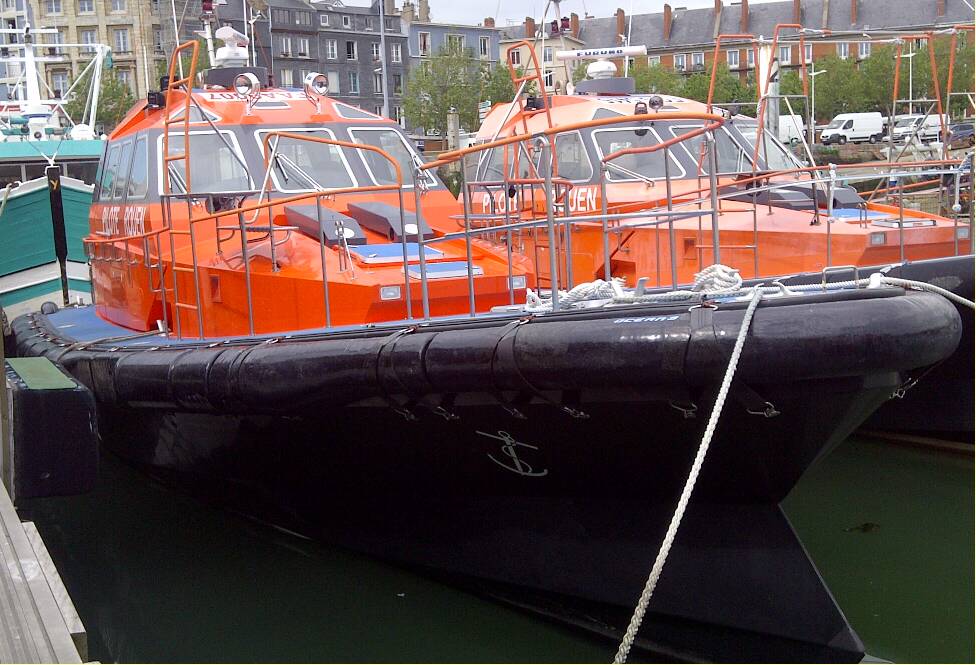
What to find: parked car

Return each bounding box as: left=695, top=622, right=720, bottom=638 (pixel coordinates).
left=948, top=120, right=975, bottom=149
left=890, top=114, right=951, bottom=143
left=820, top=112, right=884, bottom=145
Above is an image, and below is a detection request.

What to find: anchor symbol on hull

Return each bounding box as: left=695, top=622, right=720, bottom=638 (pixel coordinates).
left=477, top=430, right=549, bottom=477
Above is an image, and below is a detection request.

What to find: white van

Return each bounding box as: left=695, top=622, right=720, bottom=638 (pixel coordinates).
left=778, top=114, right=807, bottom=144
left=890, top=114, right=950, bottom=143
left=820, top=112, right=884, bottom=145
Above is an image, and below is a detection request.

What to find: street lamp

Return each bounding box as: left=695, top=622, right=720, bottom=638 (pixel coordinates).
left=900, top=51, right=916, bottom=115
left=808, top=67, right=825, bottom=144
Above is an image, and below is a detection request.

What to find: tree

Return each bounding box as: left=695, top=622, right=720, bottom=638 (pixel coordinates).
left=403, top=44, right=487, bottom=133
left=482, top=62, right=517, bottom=105
left=571, top=62, right=588, bottom=84
left=632, top=62, right=684, bottom=96
left=811, top=54, right=865, bottom=119
left=777, top=69, right=803, bottom=115
left=63, top=68, right=135, bottom=133
left=154, top=38, right=213, bottom=83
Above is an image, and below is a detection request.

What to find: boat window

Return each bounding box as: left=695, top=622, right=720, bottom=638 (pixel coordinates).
left=158, top=131, right=251, bottom=194
left=128, top=136, right=149, bottom=198
left=347, top=127, right=436, bottom=187
left=63, top=160, right=99, bottom=185
left=112, top=140, right=134, bottom=199
left=467, top=143, right=540, bottom=183
left=333, top=102, right=379, bottom=120
left=0, top=164, right=20, bottom=187
left=167, top=106, right=221, bottom=124
left=667, top=125, right=754, bottom=174
left=536, top=132, right=593, bottom=182
left=591, top=128, right=686, bottom=182
left=255, top=128, right=357, bottom=192
left=735, top=125, right=801, bottom=172
left=99, top=143, right=121, bottom=201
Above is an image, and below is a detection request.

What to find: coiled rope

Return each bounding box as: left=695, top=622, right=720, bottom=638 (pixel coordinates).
left=612, top=287, right=764, bottom=664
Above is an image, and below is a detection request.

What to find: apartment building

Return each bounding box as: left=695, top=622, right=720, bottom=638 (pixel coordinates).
left=498, top=13, right=583, bottom=94
left=573, top=0, right=971, bottom=80
left=29, top=0, right=165, bottom=99
left=402, top=0, right=500, bottom=67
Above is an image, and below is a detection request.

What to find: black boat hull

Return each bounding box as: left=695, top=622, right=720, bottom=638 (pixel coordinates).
left=10, top=287, right=963, bottom=662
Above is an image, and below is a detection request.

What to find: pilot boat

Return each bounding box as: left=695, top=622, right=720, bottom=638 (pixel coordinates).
left=8, top=35, right=965, bottom=662
left=466, top=40, right=973, bottom=435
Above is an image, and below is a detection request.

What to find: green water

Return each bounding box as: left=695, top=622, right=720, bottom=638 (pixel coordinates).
left=20, top=436, right=974, bottom=663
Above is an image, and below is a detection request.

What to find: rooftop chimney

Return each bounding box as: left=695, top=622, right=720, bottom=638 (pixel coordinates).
left=793, top=0, right=801, bottom=23
left=418, top=0, right=429, bottom=22
left=850, top=0, right=857, bottom=24
left=401, top=0, right=414, bottom=22
left=383, top=0, right=394, bottom=15
left=616, top=7, right=625, bottom=44
left=525, top=16, right=536, bottom=39
left=937, top=0, right=945, bottom=15
left=663, top=3, right=673, bottom=41
left=570, top=12, right=579, bottom=37
left=484, top=16, right=495, bottom=27
left=739, top=0, right=749, bottom=33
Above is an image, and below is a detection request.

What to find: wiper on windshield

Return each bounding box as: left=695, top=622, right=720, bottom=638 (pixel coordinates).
left=272, top=153, right=326, bottom=190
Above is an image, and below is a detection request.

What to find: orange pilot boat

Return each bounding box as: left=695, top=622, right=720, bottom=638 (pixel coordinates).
left=8, top=34, right=969, bottom=662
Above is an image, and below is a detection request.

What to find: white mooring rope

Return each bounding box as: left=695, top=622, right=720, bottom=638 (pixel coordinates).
left=612, top=287, right=765, bottom=664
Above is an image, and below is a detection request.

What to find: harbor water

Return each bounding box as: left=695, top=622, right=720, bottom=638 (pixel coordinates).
left=19, top=435, right=974, bottom=663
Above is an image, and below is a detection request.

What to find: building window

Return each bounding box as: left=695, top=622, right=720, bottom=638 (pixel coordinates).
left=373, top=71, right=382, bottom=94
left=509, top=49, right=520, bottom=65
left=272, top=9, right=289, bottom=24
left=648, top=55, right=660, bottom=67
left=747, top=49, right=755, bottom=68
left=47, top=29, right=64, bottom=55
left=858, top=42, right=871, bottom=59
left=279, top=68, right=293, bottom=86
left=113, top=28, right=129, bottom=53
left=279, top=36, right=292, bottom=56
left=297, top=37, right=309, bottom=56
left=325, top=39, right=337, bottom=59
left=327, top=70, right=339, bottom=93
left=81, top=29, right=97, bottom=52
left=543, top=46, right=553, bottom=63
left=110, top=0, right=124, bottom=9
left=342, top=15, right=350, bottom=28
left=364, top=16, right=373, bottom=30
left=778, top=45, right=790, bottom=65
left=394, top=105, right=404, bottom=127
left=692, top=51, right=704, bottom=70
left=674, top=53, right=687, bottom=71
left=77, top=0, right=93, bottom=12
left=543, top=69, right=553, bottom=88
left=153, top=28, right=162, bottom=53
left=392, top=72, right=402, bottom=94
left=418, top=31, right=430, bottom=56
left=447, top=34, right=464, bottom=51
left=45, top=0, right=61, bottom=13
left=837, top=43, right=849, bottom=59
left=320, top=14, right=329, bottom=26
left=804, top=43, right=812, bottom=63
left=298, top=69, right=309, bottom=82
left=117, top=68, right=132, bottom=91
left=52, top=71, right=67, bottom=97
left=346, top=40, right=357, bottom=60
left=295, top=11, right=310, bottom=26
left=479, top=35, right=489, bottom=58
left=371, top=42, right=380, bottom=60
left=391, top=42, right=402, bottom=63
left=348, top=71, right=359, bottom=94
left=726, top=49, right=739, bottom=68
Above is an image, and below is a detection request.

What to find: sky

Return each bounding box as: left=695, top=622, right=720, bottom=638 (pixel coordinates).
left=341, top=0, right=785, bottom=26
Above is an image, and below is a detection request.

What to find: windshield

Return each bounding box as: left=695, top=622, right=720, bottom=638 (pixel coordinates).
left=735, top=125, right=801, bottom=172
left=163, top=132, right=251, bottom=193
left=261, top=130, right=356, bottom=192
left=668, top=125, right=755, bottom=174
left=825, top=118, right=844, bottom=129
left=895, top=118, right=920, bottom=128
left=348, top=128, right=436, bottom=187
left=592, top=128, right=685, bottom=182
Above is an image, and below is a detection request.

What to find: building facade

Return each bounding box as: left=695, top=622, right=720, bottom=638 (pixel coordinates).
left=29, top=0, right=165, bottom=100
left=499, top=13, right=582, bottom=95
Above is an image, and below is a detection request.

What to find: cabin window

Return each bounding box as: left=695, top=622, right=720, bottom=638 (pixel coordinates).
left=99, top=143, right=121, bottom=200
left=112, top=139, right=134, bottom=199
left=735, top=124, right=800, bottom=171
left=158, top=131, right=251, bottom=194
left=128, top=136, right=149, bottom=198
left=591, top=128, right=686, bottom=182
left=536, top=131, right=593, bottom=182
left=348, top=127, right=436, bottom=188
left=256, top=128, right=357, bottom=192
left=667, top=124, right=753, bottom=174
